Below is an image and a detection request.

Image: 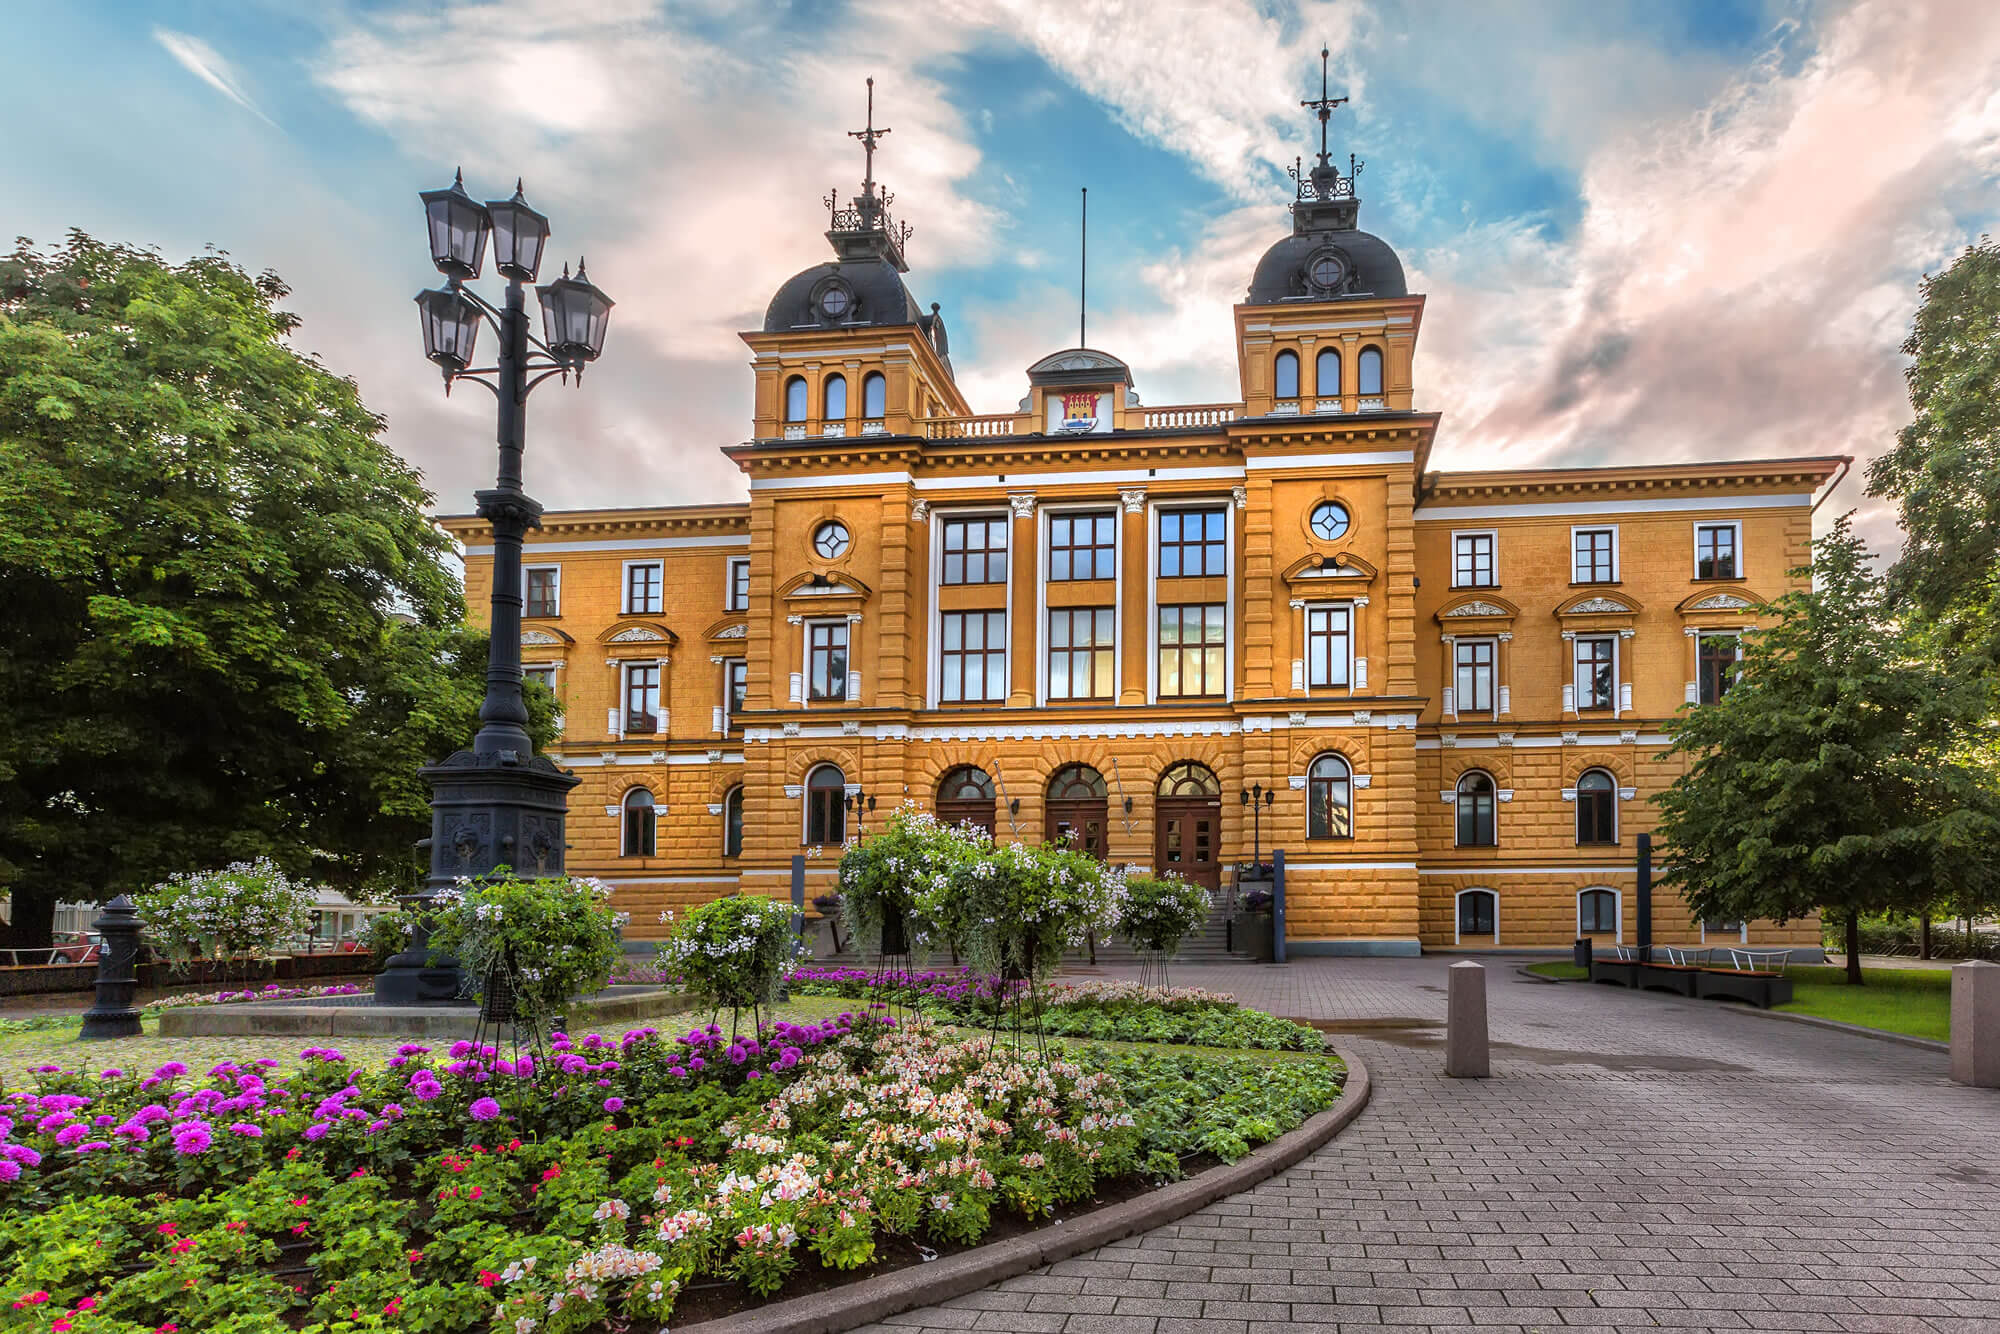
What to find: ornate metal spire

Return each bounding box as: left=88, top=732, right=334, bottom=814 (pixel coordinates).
left=822, top=76, right=913, bottom=269
left=1286, top=46, right=1363, bottom=231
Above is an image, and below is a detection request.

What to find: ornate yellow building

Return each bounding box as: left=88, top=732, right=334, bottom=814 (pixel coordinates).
left=443, top=92, right=1844, bottom=955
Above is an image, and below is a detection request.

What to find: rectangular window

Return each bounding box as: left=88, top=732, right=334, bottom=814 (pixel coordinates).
left=1698, top=634, right=1741, bottom=705
left=1454, top=639, right=1495, bottom=714
left=1304, top=604, right=1351, bottom=688
left=624, top=561, right=663, bottom=614
left=524, top=665, right=556, bottom=695
left=1696, top=523, right=1739, bottom=580
left=726, top=557, right=750, bottom=611
left=1158, top=508, right=1226, bottom=578
left=1047, top=607, right=1115, bottom=700
left=1158, top=603, right=1226, bottom=698
left=524, top=566, right=560, bottom=618
left=939, top=610, right=1007, bottom=703
left=623, top=663, right=661, bottom=733
left=1574, top=636, right=1616, bottom=710
left=941, top=515, right=1008, bottom=585
left=723, top=658, right=747, bottom=725
left=1049, top=512, right=1116, bottom=581
left=1572, top=528, right=1616, bottom=583
left=807, top=622, right=848, bottom=701
left=1452, top=533, right=1495, bottom=588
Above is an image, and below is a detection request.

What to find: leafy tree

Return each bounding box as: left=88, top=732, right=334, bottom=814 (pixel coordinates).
left=1866, top=237, right=2000, bottom=668
left=0, top=232, right=550, bottom=947
left=1655, top=518, right=2000, bottom=984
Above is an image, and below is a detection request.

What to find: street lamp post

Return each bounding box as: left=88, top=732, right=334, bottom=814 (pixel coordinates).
left=844, top=788, right=876, bottom=839
left=375, top=171, right=615, bottom=1006
left=1240, top=783, right=1276, bottom=867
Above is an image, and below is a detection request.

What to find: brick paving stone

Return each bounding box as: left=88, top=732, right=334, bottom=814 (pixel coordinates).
left=885, top=957, right=2000, bottom=1334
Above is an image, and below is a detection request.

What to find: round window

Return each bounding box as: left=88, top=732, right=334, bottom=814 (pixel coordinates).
left=818, top=284, right=851, bottom=319
left=1309, top=501, right=1351, bottom=542
left=813, top=520, right=851, bottom=559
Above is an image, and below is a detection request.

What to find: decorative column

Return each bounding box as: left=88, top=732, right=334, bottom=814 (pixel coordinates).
left=1118, top=487, right=1148, bottom=704
left=786, top=614, right=805, bottom=704
left=1007, top=492, right=1037, bottom=706
left=1560, top=630, right=1577, bottom=717
left=1617, top=628, right=1635, bottom=715
left=1440, top=634, right=1457, bottom=719
left=846, top=612, right=864, bottom=702
left=1351, top=595, right=1370, bottom=692
left=1289, top=598, right=1307, bottom=692
left=1683, top=626, right=1700, bottom=705
left=1496, top=633, right=1513, bottom=716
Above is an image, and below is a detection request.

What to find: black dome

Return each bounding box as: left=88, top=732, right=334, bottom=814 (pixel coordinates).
left=763, top=258, right=925, bottom=333
left=1247, top=227, right=1406, bottom=305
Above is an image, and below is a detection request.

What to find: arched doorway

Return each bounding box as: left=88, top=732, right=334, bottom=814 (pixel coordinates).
left=1045, top=764, right=1107, bottom=858
left=1155, top=761, right=1222, bottom=891
left=936, top=765, right=997, bottom=837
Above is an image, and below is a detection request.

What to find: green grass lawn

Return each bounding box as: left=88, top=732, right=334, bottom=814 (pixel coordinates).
left=1777, top=965, right=1952, bottom=1041
left=1526, top=958, right=1952, bottom=1041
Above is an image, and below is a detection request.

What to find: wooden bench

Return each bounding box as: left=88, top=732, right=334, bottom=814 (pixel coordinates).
left=1694, top=968, right=1794, bottom=1008
left=1589, top=958, right=1640, bottom=988
left=1635, top=962, right=1702, bottom=997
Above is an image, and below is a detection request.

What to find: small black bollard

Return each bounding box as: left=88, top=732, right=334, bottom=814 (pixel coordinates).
left=1573, top=937, right=1593, bottom=971
left=80, top=895, right=145, bottom=1040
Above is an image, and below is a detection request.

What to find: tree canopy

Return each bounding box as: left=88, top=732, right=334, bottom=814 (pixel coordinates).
left=0, top=232, right=548, bottom=945
left=1654, top=519, right=2000, bottom=982
left=1866, top=236, right=2000, bottom=671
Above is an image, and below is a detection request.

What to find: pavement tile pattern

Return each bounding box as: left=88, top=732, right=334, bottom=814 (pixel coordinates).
left=862, top=957, right=2000, bottom=1334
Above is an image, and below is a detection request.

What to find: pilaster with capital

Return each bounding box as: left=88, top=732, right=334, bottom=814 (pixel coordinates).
left=1118, top=488, right=1148, bottom=703
left=1008, top=492, right=1037, bottom=705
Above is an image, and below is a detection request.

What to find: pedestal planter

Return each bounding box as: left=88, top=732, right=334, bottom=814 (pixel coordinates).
left=1235, top=912, right=1276, bottom=963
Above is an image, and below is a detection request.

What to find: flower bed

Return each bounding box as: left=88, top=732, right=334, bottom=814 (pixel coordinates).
left=0, top=1014, right=1342, bottom=1330
left=785, top=968, right=1323, bottom=1052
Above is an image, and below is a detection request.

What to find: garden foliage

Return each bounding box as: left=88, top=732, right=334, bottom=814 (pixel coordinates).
left=427, top=872, right=626, bottom=1018
left=835, top=807, right=975, bottom=955
left=1115, top=872, right=1212, bottom=956
left=140, top=858, right=317, bottom=967
left=656, top=894, right=797, bottom=1011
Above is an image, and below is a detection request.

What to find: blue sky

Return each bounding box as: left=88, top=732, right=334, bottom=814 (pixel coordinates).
left=7, top=1, right=2000, bottom=548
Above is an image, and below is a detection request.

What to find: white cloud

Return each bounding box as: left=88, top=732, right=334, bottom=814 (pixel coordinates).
left=153, top=27, right=277, bottom=127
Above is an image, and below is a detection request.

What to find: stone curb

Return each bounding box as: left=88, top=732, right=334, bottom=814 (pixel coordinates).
left=1513, top=966, right=1563, bottom=986
left=1721, top=1003, right=1949, bottom=1053
left=686, top=1045, right=1373, bottom=1333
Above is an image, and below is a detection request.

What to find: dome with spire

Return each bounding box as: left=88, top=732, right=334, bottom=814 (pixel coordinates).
left=1246, top=49, right=1406, bottom=305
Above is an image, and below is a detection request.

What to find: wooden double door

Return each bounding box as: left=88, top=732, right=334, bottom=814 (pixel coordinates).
left=1045, top=800, right=1107, bottom=858
left=1155, top=797, right=1222, bottom=891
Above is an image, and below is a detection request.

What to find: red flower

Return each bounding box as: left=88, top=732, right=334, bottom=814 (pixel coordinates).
left=285, top=1148, right=301, bottom=1160
left=478, top=1270, right=499, bottom=1288
left=384, top=1299, right=402, bottom=1315
left=469, top=1185, right=483, bottom=1200
left=408, top=1250, right=424, bottom=1263
left=156, top=1223, right=178, bottom=1236
left=541, top=1165, right=562, bottom=1182
left=348, top=1167, right=368, bottom=1179
left=171, top=1240, right=195, bottom=1254
left=290, top=1223, right=308, bottom=1236
left=290, top=1197, right=310, bottom=1208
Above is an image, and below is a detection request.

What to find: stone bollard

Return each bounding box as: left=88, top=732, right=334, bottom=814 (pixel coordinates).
left=80, top=895, right=145, bottom=1041
left=1950, top=959, right=2000, bottom=1088
left=1445, top=959, right=1491, bottom=1078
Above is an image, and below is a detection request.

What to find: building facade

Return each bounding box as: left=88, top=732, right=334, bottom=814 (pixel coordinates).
left=442, top=93, right=1845, bottom=954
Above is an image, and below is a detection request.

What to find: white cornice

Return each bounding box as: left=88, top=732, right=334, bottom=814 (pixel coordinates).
left=1414, top=494, right=1811, bottom=522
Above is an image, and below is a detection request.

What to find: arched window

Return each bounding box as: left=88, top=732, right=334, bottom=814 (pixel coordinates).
left=784, top=375, right=807, bottom=423
left=1307, top=752, right=1352, bottom=839
left=1315, top=346, right=1341, bottom=398
left=1576, top=769, right=1617, bottom=845
left=1579, top=887, right=1620, bottom=937
left=1047, top=764, right=1107, bottom=799
left=823, top=373, right=847, bottom=421
left=1455, top=771, right=1496, bottom=847
left=1273, top=349, right=1300, bottom=400
left=805, top=764, right=846, bottom=846
left=1157, top=762, right=1220, bottom=797
left=723, top=786, right=744, bottom=858
left=936, top=765, right=997, bottom=836
left=1358, top=346, right=1383, bottom=396
left=862, top=371, right=886, bottom=418
left=622, top=788, right=656, bottom=858
left=1456, top=889, right=1497, bottom=942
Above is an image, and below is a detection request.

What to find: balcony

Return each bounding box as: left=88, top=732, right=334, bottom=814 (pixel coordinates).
left=1142, top=403, right=1239, bottom=429
left=924, top=414, right=1018, bottom=439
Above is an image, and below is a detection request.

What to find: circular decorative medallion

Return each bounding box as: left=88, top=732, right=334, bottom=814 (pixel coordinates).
left=1309, top=500, right=1351, bottom=542
left=813, top=520, right=851, bottom=559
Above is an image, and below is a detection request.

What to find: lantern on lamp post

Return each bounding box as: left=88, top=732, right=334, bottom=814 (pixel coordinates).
left=378, top=170, right=614, bottom=1007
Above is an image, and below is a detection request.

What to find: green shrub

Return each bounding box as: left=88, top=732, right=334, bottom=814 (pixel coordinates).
left=141, top=858, right=317, bottom=966
left=656, top=894, right=796, bottom=1010
left=427, top=870, right=624, bottom=1017
left=1116, top=872, right=1212, bottom=955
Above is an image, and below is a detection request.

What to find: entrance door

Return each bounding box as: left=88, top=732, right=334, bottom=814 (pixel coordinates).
left=1156, top=762, right=1223, bottom=891
left=1045, top=764, right=1108, bottom=858
left=936, top=765, right=998, bottom=838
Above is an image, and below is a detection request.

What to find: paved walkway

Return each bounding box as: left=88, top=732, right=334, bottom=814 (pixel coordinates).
left=868, top=957, right=2000, bottom=1333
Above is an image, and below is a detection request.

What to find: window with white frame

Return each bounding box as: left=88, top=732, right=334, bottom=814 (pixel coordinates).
left=1579, top=888, right=1619, bottom=935
left=722, top=657, right=747, bottom=726
left=1576, top=769, right=1617, bottom=844
left=1697, top=633, right=1741, bottom=705
left=939, top=610, right=1006, bottom=703
left=1157, top=604, right=1226, bottom=698
left=1455, top=771, right=1497, bottom=847
left=1695, top=521, right=1741, bottom=580
left=1573, top=635, right=1616, bottom=710
left=1304, top=604, right=1351, bottom=688
left=1307, top=752, right=1352, bottom=839
left=1457, top=889, right=1497, bottom=939
left=723, top=786, right=744, bottom=858
left=621, top=663, right=662, bottom=733
left=621, top=788, right=656, bottom=857
left=1157, top=508, right=1226, bottom=577
left=524, top=664, right=557, bottom=695
left=1572, top=527, right=1617, bottom=583
left=1048, top=512, right=1115, bottom=580
left=1358, top=346, right=1384, bottom=396
left=726, top=557, right=750, bottom=611
left=807, top=622, right=848, bottom=701
left=1454, top=639, right=1495, bottom=715
left=1047, top=606, right=1114, bottom=701
left=1453, top=532, right=1495, bottom=588
left=805, top=764, right=846, bottom=845
left=524, top=565, right=561, bottom=618
left=623, top=561, right=663, bottom=614
left=940, top=515, right=1007, bottom=585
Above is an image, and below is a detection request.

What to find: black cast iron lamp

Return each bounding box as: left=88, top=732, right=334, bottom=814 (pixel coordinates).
left=378, top=170, right=613, bottom=1007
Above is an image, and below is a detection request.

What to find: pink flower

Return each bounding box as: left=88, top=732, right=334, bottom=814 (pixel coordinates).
left=468, top=1097, right=502, bottom=1121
